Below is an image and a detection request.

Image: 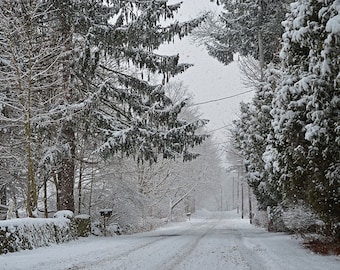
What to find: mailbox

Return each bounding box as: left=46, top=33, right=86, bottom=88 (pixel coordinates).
left=99, top=209, right=113, bottom=217
left=100, top=209, right=113, bottom=237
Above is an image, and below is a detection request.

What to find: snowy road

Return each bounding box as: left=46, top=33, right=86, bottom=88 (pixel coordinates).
left=1, top=210, right=339, bottom=270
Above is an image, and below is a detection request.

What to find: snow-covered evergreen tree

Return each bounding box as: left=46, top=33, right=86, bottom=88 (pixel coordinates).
left=194, top=0, right=289, bottom=70
left=1, top=0, right=209, bottom=214
left=232, top=66, right=284, bottom=211
left=271, top=0, right=339, bottom=236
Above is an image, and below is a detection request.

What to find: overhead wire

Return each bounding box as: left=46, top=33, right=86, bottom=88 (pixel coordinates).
left=189, top=90, right=252, bottom=134
left=186, top=88, right=254, bottom=144
left=207, top=124, right=232, bottom=133
left=188, top=89, right=254, bottom=107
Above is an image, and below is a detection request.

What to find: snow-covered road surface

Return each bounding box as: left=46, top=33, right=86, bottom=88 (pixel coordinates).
left=1, top=210, right=339, bottom=270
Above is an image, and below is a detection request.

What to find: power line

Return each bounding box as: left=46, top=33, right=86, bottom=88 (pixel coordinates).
left=207, top=124, right=232, bottom=133
left=189, top=89, right=254, bottom=107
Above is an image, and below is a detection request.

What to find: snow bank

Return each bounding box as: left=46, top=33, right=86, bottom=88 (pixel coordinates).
left=0, top=214, right=77, bottom=254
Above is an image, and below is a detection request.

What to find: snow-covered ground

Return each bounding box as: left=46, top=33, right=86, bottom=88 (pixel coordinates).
left=0, top=210, right=339, bottom=270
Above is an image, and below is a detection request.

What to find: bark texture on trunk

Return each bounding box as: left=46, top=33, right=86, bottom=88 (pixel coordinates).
left=57, top=125, right=76, bottom=212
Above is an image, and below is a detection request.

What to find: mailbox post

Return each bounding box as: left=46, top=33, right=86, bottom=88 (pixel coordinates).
left=99, top=209, right=113, bottom=236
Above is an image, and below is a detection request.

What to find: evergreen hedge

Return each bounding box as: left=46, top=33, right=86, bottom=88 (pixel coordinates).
left=0, top=215, right=77, bottom=254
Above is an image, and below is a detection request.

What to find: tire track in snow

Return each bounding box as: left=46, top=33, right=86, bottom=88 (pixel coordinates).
left=161, top=220, right=218, bottom=270
left=66, top=220, right=211, bottom=270
left=66, top=236, right=168, bottom=270
left=229, top=226, right=268, bottom=270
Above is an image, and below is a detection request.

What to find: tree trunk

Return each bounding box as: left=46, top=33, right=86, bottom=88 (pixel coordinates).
left=241, top=183, right=244, bottom=219
left=248, top=185, right=253, bottom=224
left=55, top=0, right=76, bottom=213
left=57, top=161, right=75, bottom=212
left=168, top=199, right=173, bottom=222
left=44, top=178, right=48, bottom=218
left=77, top=160, right=83, bottom=214
left=0, top=185, right=6, bottom=205
left=88, top=166, right=95, bottom=216
left=57, top=126, right=76, bottom=212
left=258, top=30, right=265, bottom=81
left=52, top=173, right=60, bottom=211
left=25, top=80, right=37, bottom=217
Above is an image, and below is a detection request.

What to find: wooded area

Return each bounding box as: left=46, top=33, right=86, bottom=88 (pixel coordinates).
left=0, top=0, right=221, bottom=231
left=0, top=0, right=339, bottom=244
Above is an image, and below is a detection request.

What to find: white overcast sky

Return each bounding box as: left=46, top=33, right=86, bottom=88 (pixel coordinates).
left=158, top=0, right=254, bottom=145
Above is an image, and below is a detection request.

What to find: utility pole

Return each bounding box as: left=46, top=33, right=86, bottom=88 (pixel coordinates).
left=248, top=185, right=253, bottom=224
left=237, top=173, right=240, bottom=214
left=241, top=183, right=244, bottom=219
left=232, top=177, right=235, bottom=210
left=220, top=187, right=223, bottom=211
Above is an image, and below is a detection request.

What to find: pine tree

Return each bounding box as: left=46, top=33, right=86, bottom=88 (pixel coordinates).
left=42, top=0, right=209, bottom=212
left=272, top=0, right=339, bottom=236
left=233, top=67, right=283, bottom=210
left=0, top=0, right=209, bottom=214
left=194, top=0, right=289, bottom=74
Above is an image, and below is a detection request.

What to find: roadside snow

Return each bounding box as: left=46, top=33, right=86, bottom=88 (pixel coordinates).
left=0, top=210, right=338, bottom=270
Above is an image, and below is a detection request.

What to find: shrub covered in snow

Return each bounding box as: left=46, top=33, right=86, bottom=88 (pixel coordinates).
left=282, top=202, right=322, bottom=234
left=267, top=206, right=287, bottom=232
left=91, top=220, right=122, bottom=236
left=0, top=214, right=77, bottom=254
left=252, top=210, right=268, bottom=228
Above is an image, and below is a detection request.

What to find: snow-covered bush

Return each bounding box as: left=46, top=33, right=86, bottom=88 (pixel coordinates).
left=282, top=202, right=321, bottom=234
left=252, top=210, right=268, bottom=228
left=0, top=215, right=77, bottom=254
left=267, top=206, right=287, bottom=232
left=107, top=223, right=122, bottom=236
left=91, top=220, right=122, bottom=236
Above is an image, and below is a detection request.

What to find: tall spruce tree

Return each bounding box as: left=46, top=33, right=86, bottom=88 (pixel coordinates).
left=233, top=67, right=283, bottom=210
left=194, top=0, right=289, bottom=74
left=271, top=0, right=339, bottom=236
left=42, top=0, right=209, bottom=212
left=0, top=0, right=209, bottom=214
